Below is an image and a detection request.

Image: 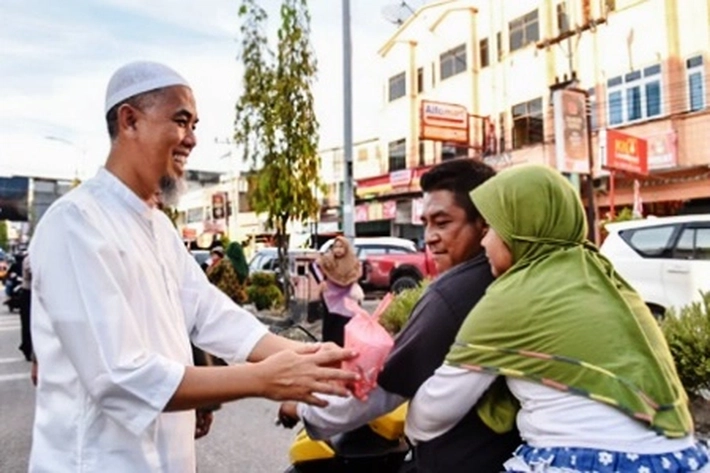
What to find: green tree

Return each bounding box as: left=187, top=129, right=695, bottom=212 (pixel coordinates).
left=235, top=0, right=322, bottom=310
left=0, top=220, right=8, bottom=252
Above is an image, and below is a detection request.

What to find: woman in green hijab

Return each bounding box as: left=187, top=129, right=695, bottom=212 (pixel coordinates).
left=404, top=165, right=709, bottom=472
left=207, top=242, right=249, bottom=304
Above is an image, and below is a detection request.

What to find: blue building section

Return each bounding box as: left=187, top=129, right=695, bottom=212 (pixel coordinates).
left=0, top=177, right=29, bottom=222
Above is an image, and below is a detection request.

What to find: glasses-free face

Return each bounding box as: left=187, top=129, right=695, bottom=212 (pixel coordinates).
left=481, top=227, right=513, bottom=277
left=123, top=85, right=198, bottom=204
left=421, top=189, right=485, bottom=273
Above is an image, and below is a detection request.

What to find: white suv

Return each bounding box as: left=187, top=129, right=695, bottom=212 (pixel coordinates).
left=600, top=214, right=710, bottom=317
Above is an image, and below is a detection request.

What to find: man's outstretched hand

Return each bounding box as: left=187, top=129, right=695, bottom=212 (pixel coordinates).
left=255, top=344, right=358, bottom=407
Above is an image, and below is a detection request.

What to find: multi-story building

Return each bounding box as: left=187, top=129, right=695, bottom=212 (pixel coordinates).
left=325, top=0, right=710, bottom=240
left=174, top=169, right=262, bottom=249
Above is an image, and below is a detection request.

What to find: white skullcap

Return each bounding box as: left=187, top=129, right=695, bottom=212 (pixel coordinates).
left=104, top=61, right=190, bottom=114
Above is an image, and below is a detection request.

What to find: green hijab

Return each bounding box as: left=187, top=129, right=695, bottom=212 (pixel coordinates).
left=225, top=242, right=249, bottom=284
left=447, top=165, right=692, bottom=438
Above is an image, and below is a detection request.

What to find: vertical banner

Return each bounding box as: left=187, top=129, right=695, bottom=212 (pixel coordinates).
left=553, top=89, right=591, bottom=174
left=211, top=192, right=227, bottom=220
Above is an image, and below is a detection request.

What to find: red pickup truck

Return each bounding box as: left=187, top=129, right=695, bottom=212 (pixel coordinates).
left=361, top=247, right=438, bottom=293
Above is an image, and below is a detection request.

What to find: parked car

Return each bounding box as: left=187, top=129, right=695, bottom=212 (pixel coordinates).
left=318, top=236, right=417, bottom=256
left=362, top=246, right=438, bottom=293
left=190, top=249, right=211, bottom=272
left=249, top=247, right=321, bottom=297
left=600, top=214, right=710, bottom=317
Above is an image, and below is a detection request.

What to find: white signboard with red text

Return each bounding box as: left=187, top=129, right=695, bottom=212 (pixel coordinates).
left=419, top=100, right=469, bottom=144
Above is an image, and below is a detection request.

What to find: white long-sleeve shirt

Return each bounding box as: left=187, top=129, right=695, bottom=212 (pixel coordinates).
left=406, top=365, right=695, bottom=455
left=28, top=168, right=268, bottom=473
left=298, top=386, right=406, bottom=440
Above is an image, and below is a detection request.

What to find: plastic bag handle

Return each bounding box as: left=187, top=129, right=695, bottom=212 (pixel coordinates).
left=371, top=292, right=394, bottom=322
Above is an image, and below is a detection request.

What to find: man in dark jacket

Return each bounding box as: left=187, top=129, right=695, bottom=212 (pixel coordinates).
left=279, top=158, right=520, bottom=473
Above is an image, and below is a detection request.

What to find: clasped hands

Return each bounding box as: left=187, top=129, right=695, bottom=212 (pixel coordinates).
left=257, top=341, right=359, bottom=409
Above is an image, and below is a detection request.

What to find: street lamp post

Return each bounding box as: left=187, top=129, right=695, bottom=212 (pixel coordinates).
left=341, top=0, right=355, bottom=241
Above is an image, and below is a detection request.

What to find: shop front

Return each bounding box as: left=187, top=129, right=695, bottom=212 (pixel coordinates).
left=355, top=166, right=432, bottom=240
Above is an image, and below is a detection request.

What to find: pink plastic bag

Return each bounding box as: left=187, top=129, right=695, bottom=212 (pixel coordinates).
left=342, top=293, right=395, bottom=400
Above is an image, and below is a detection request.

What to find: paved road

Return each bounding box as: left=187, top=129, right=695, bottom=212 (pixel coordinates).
left=0, top=303, right=302, bottom=472
left=0, top=304, right=35, bottom=473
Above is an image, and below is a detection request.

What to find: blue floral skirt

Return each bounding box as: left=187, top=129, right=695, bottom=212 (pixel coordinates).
left=504, top=442, right=710, bottom=472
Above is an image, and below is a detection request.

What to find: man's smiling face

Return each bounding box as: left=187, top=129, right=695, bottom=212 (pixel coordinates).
left=421, top=189, right=485, bottom=273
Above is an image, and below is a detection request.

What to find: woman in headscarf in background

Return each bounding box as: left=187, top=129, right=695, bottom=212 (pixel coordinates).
left=313, top=236, right=363, bottom=347
left=405, top=165, right=708, bottom=472
left=207, top=241, right=249, bottom=305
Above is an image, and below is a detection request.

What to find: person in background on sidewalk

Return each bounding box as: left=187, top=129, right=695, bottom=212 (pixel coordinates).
left=280, top=159, right=521, bottom=473
left=18, top=250, right=33, bottom=361
left=205, top=246, right=224, bottom=272
left=312, top=236, right=364, bottom=347
left=406, top=165, right=709, bottom=472
left=207, top=242, right=249, bottom=305
left=28, top=60, right=358, bottom=473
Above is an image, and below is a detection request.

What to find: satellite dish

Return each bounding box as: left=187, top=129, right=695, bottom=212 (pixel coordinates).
left=381, top=1, right=417, bottom=26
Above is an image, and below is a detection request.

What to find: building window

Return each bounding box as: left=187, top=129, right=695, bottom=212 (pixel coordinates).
left=479, top=38, right=489, bottom=68
left=418, top=141, right=426, bottom=166
left=496, top=32, right=503, bottom=61
left=557, top=2, right=570, bottom=34
left=388, top=138, right=407, bottom=171
left=511, top=97, right=543, bottom=149
left=587, top=87, right=598, bottom=130
left=441, top=143, right=468, bottom=161
left=388, top=72, right=406, bottom=102
left=606, top=64, right=662, bottom=125
left=687, top=55, right=705, bottom=111
left=440, top=43, right=467, bottom=80
left=509, top=10, right=539, bottom=52
left=417, top=67, right=424, bottom=94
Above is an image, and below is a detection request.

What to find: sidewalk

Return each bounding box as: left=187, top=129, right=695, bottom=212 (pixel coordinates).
left=245, top=303, right=323, bottom=341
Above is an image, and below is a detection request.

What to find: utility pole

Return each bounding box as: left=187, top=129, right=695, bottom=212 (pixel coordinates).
left=538, top=1, right=605, bottom=244
left=341, top=0, right=355, bottom=241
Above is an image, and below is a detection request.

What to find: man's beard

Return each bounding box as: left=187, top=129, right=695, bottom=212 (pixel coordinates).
left=158, top=174, right=188, bottom=207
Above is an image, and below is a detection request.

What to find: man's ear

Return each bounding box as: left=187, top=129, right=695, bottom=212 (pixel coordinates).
left=474, top=217, right=488, bottom=233
left=117, top=103, right=140, bottom=136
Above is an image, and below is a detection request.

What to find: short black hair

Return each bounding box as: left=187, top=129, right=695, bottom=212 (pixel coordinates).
left=105, top=88, right=166, bottom=140
left=419, top=158, right=495, bottom=222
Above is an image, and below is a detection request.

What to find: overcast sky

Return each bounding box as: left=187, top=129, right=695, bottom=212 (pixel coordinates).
left=0, top=0, right=425, bottom=180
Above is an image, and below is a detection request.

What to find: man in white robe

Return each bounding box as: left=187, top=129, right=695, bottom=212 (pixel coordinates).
left=28, top=61, right=356, bottom=473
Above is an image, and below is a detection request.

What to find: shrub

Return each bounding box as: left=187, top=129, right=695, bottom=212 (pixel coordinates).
left=379, top=280, right=429, bottom=335
left=247, top=272, right=284, bottom=311
left=661, top=292, right=710, bottom=399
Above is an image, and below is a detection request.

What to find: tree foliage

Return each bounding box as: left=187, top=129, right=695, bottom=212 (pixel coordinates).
left=0, top=220, right=8, bottom=252
left=235, top=0, right=321, bottom=308
left=661, top=292, right=710, bottom=398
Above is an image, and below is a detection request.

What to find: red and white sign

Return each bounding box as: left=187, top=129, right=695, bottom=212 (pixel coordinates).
left=601, top=129, right=648, bottom=176
left=389, top=169, right=413, bottom=187
left=420, top=100, right=469, bottom=144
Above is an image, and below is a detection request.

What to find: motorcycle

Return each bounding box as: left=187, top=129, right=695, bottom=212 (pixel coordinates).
left=281, top=404, right=415, bottom=473
left=3, top=272, right=22, bottom=313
